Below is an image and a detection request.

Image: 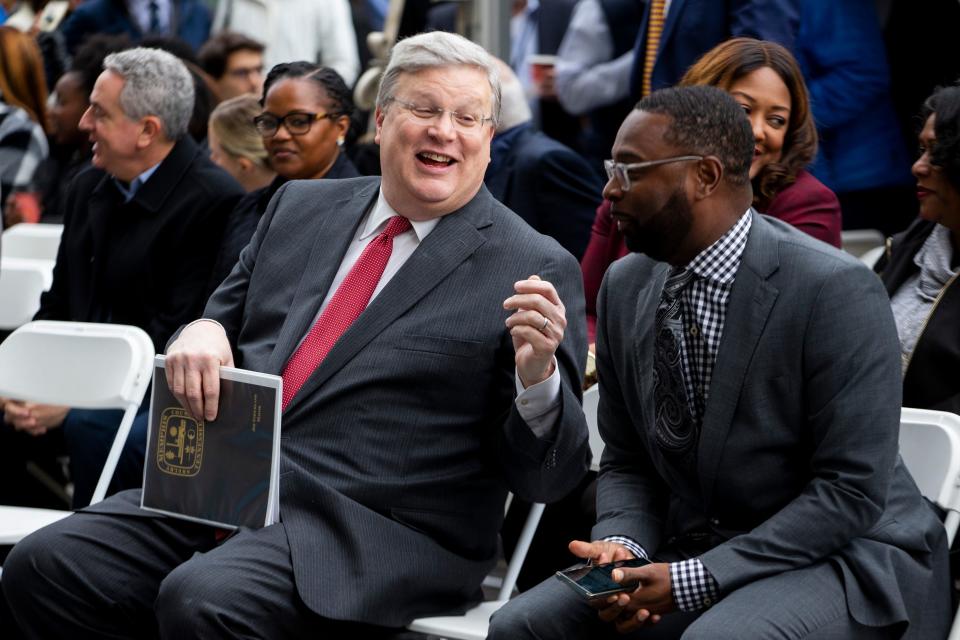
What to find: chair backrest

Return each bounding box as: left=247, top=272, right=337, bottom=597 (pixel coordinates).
left=898, top=407, right=960, bottom=545
left=1, top=223, right=64, bottom=261
left=498, top=501, right=545, bottom=601
left=0, top=321, right=155, bottom=504
left=0, top=257, right=54, bottom=329
left=583, top=383, right=603, bottom=472
left=841, top=228, right=885, bottom=258
left=0, top=321, right=153, bottom=409
left=859, top=245, right=885, bottom=269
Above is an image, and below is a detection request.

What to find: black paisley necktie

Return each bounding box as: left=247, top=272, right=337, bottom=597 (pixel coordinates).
left=653, top=267, right=697, bottom=464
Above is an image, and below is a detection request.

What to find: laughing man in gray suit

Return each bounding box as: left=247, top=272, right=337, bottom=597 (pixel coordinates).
left=489, top=86, right=951, bottom=638
left=2, top=32, right=591, bottom=638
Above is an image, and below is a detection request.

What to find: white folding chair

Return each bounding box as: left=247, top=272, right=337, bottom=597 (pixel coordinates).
left=0, top=257, right=54, bottom=329
left=897, top=407, right=960, bottom=640
left=583, top=383, right=602, bottom=472
left=840, top=228, right=885, bottom=258
left=0, top=321, right=154, bottom=546
left=1, top=223, right=64, bottom=261
left=406, top=500, right=546, bottom=640
left=859, top=245, right=885, bottom=269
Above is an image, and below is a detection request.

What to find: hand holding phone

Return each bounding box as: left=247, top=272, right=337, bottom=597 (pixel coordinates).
left=555, top=557, right=651, bottom=600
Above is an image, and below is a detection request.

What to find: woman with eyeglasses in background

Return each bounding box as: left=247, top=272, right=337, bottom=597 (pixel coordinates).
left=877, top=84, right=960, bottom=415
left=580, top=38, right=842, bottom=345
left=207, top=62, right=358, bottom=292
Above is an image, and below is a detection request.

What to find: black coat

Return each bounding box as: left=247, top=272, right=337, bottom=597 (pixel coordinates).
left=878, top=218, right=960, bottom=413
left=207, top=151, right=360, bottom=294
left=36, top=136, right=243, bottom=353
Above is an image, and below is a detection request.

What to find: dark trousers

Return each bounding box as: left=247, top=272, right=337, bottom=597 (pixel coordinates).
left=63, top=405, right=149, bottom=507
left=0, top=418, right=67, bottom=508
left=488, top=560, right=900, bottom=640
left=0, top=405, right=149, bottom=509
left=2, top=490, right=402, bottom=639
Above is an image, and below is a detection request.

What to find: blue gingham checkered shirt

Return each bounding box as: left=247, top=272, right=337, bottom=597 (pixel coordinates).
left=604, top=210, right=752, bottom=612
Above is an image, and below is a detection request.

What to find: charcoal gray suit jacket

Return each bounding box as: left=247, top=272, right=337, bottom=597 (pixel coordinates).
left=203, top=177, right=590, bottom=625
left=593, top=211, right=950, bottom=636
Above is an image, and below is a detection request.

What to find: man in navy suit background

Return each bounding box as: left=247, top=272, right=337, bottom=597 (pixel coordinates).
left=485, top=60, right=602, bottom=260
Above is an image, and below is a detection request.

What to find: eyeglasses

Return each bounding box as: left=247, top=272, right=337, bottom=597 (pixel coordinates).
left=387, top=97, right=493, bottom=132
left=253, top=111, right=338, bottom=137
left=604, top=156, right=703, bottom=191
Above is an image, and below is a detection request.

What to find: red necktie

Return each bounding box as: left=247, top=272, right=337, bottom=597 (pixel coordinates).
left=281, top=215, right=412, bottom=409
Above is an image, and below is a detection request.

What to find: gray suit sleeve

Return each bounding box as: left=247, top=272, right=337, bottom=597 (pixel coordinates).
left=498, top=248, right=592, bottom=504
left=700, top=261, right=902, bottom=593
left=590, top=268, right=670, bottom=550
left=201, top=182, right=292, bottom=349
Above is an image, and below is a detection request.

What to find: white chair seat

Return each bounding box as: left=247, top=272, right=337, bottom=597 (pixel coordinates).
left=0, top=507, right=72, bottom=545
left=407, top=600, right=507, bottom=640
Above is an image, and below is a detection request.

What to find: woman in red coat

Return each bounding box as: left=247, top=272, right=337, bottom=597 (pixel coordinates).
left=582, top=38, right=841, bottom=342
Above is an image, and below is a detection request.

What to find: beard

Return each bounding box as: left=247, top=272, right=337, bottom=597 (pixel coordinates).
left=622, top=189, right=694, bottom=263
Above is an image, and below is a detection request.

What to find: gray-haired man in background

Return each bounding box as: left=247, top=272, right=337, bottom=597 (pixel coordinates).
left=0, top=47, right=241, bottom=511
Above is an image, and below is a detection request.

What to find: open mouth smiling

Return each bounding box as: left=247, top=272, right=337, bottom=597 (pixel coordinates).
left=417, top=151, right=456, bottom=167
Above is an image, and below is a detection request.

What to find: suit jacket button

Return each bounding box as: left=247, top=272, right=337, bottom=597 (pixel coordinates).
left=709, top=518, right=720, bottom=526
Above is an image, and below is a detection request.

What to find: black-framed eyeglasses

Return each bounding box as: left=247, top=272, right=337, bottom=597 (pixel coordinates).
left=253, top=111, right=339, bottom=137
left=604, top=156, right=703, bottom=191
left=387, top=97, right=493, bottom=132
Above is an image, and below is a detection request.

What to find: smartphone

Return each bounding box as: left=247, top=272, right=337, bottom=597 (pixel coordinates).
left=554, top=557, right=651, bottom=600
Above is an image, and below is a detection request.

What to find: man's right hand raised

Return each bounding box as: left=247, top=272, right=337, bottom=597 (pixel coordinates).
left=164, top=320, right=234, bottom=422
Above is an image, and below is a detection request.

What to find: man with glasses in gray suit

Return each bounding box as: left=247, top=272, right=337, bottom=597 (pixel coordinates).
left=3, top=32, right=591, bottom=638
left=490, top=85, right=950, bottom=639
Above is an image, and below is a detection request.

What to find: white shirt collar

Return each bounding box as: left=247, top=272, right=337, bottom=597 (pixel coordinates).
left=361, top=189, right=439, bottom=242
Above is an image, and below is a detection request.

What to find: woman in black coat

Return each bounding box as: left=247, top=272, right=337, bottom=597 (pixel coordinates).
left=878, top=84, right=960, bottom=413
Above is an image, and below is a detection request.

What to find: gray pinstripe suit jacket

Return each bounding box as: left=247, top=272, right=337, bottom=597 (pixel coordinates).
left=202, top=177, right=590, bottom=625
left=592, top=212, right=951, bottom=636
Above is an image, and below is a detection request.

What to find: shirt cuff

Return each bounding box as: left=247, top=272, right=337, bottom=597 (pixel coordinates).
left=514, top=359, right=561, bottom=438
left=601, top=535, right=649, bottom=561
left=183, top=318, right=225, bottom=334
left=670, top=558, right=719, bottom=612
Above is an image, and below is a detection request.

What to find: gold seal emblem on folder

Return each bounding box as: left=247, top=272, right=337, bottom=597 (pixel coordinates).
left=156, top=407, right=204, bottom=476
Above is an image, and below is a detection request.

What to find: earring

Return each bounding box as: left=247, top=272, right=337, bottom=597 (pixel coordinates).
left=337, top=137, right=344, bottom=147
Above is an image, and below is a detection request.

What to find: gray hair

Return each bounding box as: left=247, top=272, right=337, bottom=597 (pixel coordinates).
left=103, top=47, right=194, bottom=140
left=376, top=31, right=501, bottom=129
left=493, top=59, right=531, bottom=133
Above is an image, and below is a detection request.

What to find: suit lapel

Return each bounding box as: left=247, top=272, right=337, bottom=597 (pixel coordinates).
left=658, top=0, right=686, bottom=55
left=697, top=212, right=780, bottom=508
left=281, top=188, right=493, bottom=415
left=265, top=180, right=378, bottom=375
left=634, top=265, right=668, bottom=409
